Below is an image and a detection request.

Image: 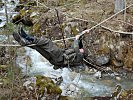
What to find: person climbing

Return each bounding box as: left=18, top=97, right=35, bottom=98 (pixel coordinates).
left=13, top=27, right=89, bottom=69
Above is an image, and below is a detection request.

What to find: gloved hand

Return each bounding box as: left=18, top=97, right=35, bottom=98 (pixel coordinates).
left=63, top=49, right=77, bottom=65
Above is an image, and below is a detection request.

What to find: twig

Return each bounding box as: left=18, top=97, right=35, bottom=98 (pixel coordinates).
left=55, top=9, right=67, bottom=49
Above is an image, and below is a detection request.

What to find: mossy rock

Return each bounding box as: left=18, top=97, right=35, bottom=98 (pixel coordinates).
left=36, top=75, right=62, bottom=95
left=32, top=22, right=41, bottom=34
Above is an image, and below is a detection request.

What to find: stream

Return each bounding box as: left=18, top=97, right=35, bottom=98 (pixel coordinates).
left=0, top=0, right=133, bottom=98
left=16, top=47, right=133, bottom=97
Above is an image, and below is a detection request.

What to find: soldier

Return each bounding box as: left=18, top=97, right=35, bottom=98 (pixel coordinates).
left=13, top=27, right=88, bottom=69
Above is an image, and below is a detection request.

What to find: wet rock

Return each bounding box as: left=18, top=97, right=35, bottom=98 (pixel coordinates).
left=95, top=54, right=110, bottom=66
left=69, top=84, right=76, bottom=92
left=64, top=83, right=79, bottom=96
left=88, top=68, right=97, bottom=74
left=94, top=71, right=102, bottom=79
left=116, top=77, right=121, bottom=81
left=54, top=76, right=63, bottom=85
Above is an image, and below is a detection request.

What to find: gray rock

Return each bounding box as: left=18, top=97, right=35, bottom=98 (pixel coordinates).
left=96, top=54, right=110, bottom=65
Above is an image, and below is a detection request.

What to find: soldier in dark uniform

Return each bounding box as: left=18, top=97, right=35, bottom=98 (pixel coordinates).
left=13, top=27, right=88, bottom=69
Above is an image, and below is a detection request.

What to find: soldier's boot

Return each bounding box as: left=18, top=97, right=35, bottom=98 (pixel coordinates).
left=18, top=26, right=35, bottom=42
left=13, top=31, right=31, bottom=46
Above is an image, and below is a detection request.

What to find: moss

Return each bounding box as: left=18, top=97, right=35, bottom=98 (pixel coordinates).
left=32, top=22, right=41, bottom=34
left=71, top=25, right=79, bottom=36
left=35, top=75, right=62, bottom=95
left=118, top=89, right=133, bottom=99
left=20, top=9, right=26, bottom=17
left=96, top=45, right=110, bottom=55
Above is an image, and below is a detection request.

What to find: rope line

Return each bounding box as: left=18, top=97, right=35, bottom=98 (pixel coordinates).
left=79, top=3, right=133, bottom=36
left=0, top=2, right=133, bottom=46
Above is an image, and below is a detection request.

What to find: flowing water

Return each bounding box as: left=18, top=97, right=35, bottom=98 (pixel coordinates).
left=16, top=47, right=133, bottom=97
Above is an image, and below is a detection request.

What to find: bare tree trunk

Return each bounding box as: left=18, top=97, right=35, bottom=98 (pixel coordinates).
left=114, top=0, right=125, bottom=13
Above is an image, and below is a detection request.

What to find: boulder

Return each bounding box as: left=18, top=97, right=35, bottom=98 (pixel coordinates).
left=95, top=54, right=110, bottom=66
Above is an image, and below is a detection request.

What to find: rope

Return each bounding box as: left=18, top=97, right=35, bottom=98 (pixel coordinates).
left=79, top=3, right=133, bottom=37
left=0, top=2, right=133, bottom=47
left=41, top=3, right=133, bottom=42
left=66, top=17, right=133, bottom=34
